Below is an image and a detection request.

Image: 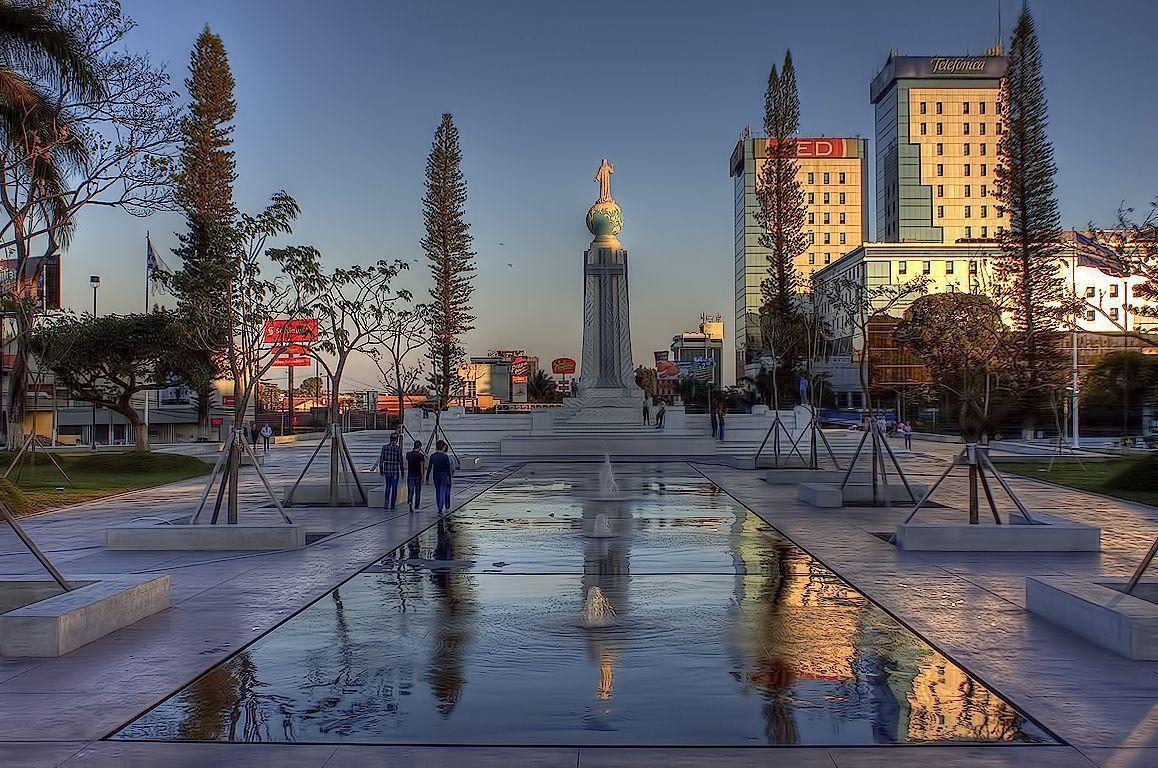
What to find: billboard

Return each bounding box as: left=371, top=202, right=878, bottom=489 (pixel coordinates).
left=271, top=355, right=311, bottom=368
left=263, top=318, right=318, bottom=345
left=763, top=137, right=860, bottom=159
left=1, top=256, right=60, bottom=310
left=656, top=357, right=715, bottom=381
left=551, top=357, right=576, bottom=375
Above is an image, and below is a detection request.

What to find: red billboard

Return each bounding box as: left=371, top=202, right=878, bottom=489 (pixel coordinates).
left=551, top=357, right=576, bottom=375
left=263, top=318, right=318, bottom=345
left=764, top=138, right=857, bottom=158
left=271, top=356, right=311, bottom=368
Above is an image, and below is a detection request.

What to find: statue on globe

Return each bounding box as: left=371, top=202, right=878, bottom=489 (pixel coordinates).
left=595, top=158, right=614, bottom=202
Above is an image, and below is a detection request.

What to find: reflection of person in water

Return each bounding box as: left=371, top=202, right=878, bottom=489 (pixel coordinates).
left=425, top=516, right=475, bottom=717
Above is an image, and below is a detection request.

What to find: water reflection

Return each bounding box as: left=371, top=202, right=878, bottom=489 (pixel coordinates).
left=116, top=464, right=1051, bottom=746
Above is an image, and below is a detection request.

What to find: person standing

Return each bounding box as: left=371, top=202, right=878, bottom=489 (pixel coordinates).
left=716, top=403, right=726, bottom=441
left=902, top=421, right=913, bottom=450
left=654, top=401, right=667, bottom=430
left=405, top=439, right=425, bottom=512
left=710, top=403, right=719, bottom=438
left=259, top=423, right=273, bottom=452
left=426, top=439, right=454, bottom=514
left=378, top=433, right=403, bottom=511
left=642, top=398, right=651, bottom=425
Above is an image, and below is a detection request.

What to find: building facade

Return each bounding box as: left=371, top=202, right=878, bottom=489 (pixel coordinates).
left=871, top=53, right=1009, bottom=244
left=730, top=135, right=869, bottom=378
left=670, top=314, right=725, bottom=388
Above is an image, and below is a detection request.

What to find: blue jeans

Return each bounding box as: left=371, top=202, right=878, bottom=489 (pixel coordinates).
left=433, top=475, right=452, bottom=512
left=382, top=474, right=399, bottom=509
left=718, top=423, right=725, bottom=441
left=407, top=476, right=422, bottom=509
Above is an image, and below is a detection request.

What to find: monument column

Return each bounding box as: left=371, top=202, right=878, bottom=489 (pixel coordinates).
left=569, top=159, right=643, bottom=421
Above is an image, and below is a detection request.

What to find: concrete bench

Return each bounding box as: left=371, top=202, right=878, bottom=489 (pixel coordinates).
left=0, top=575, right=170, bottom=657
left=896, top=512, right=1099, bottom=552
left=1027, top=577, right=1158, bottom=659
left=765, top=469, right=863, bottom=485
left=798, top=483, right=843, bottom=508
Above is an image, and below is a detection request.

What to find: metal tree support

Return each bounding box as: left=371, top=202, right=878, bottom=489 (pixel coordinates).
left=839, top=417, right=917, bottom=507
left=3, top=431, right=71, bottom=485
left=900, top=443, right=1035, bottom=530
left=191, top=428, right=293, bottom=524
left=1127, top=538, right=1158, bottom=594
left=285, top=423, right=367, bottom=507
left=754, top=406, right=841, bottom=470
left=0, top=500, right=72, bottom=591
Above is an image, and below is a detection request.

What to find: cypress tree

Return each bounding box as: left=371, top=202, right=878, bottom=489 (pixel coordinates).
left=756, top=51, right=808, bottom=403
left=993, top=3, right=1067, bottom=427
left=421, top=113, right=476, bottom=445
left=169, top=26, right=238, bottom=435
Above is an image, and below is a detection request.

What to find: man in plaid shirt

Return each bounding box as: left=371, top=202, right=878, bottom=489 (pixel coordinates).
left=378, top=432, right=404, bottom=511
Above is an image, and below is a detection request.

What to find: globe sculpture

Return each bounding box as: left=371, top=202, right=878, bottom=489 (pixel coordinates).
left=586, top=200, right=623, bottom=237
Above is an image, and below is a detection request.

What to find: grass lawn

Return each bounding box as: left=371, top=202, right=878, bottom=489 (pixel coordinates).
left=996, top=456, right=1158, bottom=507
left=0, top=451, right=212, bottom=517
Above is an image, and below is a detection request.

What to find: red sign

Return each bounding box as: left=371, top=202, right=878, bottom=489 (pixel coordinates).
left=764, top=138, right=856, bottom=158
left=211, top=417, right=223, bottom=427
left=263, top=318, right=318, bottom=345
left=551, top=357, right=576, bottom=375
left=271, top=356, right=312, bottom=368
left=221, top=395, right=236, bottom=407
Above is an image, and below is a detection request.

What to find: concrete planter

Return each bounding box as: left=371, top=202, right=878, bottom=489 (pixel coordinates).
left=1027, top=577, right=1158, bottom=659
left=282, top=482, right=372, bottom=506
left=764, top=469, right=866, bottom=485
left=799, top=482, right=925, bottom=508
left=106, top=517, right=306, bottom=551
left=0, top=575, right=169, bottom=657
left=895, top=512, right=1100, bottom=552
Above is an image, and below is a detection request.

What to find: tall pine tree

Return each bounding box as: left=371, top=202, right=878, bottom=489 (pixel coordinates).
left=756, top=51, right=808, bottom=404
left=168, top=25, right=238, bottom=435
left=993, top=3, right=1067, bottom=429
left=422, top=113, right=476, bottom=445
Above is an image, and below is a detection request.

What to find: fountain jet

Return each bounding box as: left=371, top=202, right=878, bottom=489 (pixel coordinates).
left=581, top=586, right=618, bottom=628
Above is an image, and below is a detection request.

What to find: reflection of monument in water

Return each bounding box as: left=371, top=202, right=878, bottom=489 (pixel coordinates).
left=561, top=159, right=644, bottom=424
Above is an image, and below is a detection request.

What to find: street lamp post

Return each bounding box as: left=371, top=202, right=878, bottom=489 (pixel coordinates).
left=89, top=275, right=100, bottom=450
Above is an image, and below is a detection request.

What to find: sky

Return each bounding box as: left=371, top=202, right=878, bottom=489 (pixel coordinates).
left=64, top=0, right=1158, bottom=390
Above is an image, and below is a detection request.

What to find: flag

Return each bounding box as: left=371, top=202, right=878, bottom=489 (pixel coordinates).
left=1074, top=231, right=1130, bottom=278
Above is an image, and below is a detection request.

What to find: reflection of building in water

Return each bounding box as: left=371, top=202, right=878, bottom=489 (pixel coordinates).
left=582, top=499, right=632, bottom=701
left=901, top=649, right=1024, bottom=741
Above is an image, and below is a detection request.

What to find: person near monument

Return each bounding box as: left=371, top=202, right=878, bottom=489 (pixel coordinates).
left=717, top=403, right=727, bottom=441
left=426, top=439, right=454, bottom=514
left=405, top=439, right=425, bottom=512
left=654, top=401, right=667, bottom=430
left=710, top=403, right=719, bottom=438
left=259, top=423, right=273, bottom=452
left=643, top=398, right=651, bottom=425
left=378, top=433, right=403, bottom=511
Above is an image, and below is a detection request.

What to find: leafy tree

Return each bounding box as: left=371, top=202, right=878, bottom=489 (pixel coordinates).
left=895, top=292, right=1009, bottom=440
left=755, top=51, right=808, bottom=406
left=297, top=376, right=322, bottom=397
left=375, top=304, right=428, bottom=437
left=167, top=25, right=239, bottom=436
left=421, top=113, right=476, bottom=448
left=1, top=0, right=178, bottom=449
left=634, top=365, right=657, bottom=399
left=993, top=4, right=1068, bottom=430
left=31, top=312, right=212, bottom=451
left=255, top=381, right=283, bottom=413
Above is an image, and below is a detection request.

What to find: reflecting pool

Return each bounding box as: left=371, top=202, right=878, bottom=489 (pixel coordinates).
left=114, top=463, right=1052, bottom=746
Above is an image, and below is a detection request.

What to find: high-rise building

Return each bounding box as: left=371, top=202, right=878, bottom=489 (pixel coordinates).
left=871, top=53, right=1009, bottom=244
left=730, top=135, right=869, bottom=378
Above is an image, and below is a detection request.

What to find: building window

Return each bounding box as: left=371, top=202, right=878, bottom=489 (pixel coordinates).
left=824, top=192, right=830, bottom=204
left=839, top=172, right=846, bottom=184
left=1084, top=309, right=1096, bottom=322
left=981, top=226, right=987, bottom=238
left=969, top=261, right=978, bottom=275
left=1110, top=284, right=1119, bottom=297
left=920, top=122, right=927, bottom=135
left=996, top=122, right=1002, bottom=134
left=839, top=232, right=846, bottom=244
left=980, top=122, right=987, bottom=135
left=964, top=226, right=972, bottom=238
left=965, top=205, right=971, bottom=218
left=981, top=205, right=987, bottom=217
left=823, top=212, right=830, bottom=224
left=808, top=253, right=815, bottom=265
left=937, top=184, right=944, bottom=197
left=839, top=212, right=846, bottom=224
left=963, top=122, right=970, bottom=135
left=964, top=143, right=970, bottom=156
left=981, top=163, right=987, bottom=176
left=936, top=142, right=943, bottom=156
left=808, top=192, right=815, bottom=204
left=980, top=101, right=987, bottom=115
left=839, top=192, right=846, bottom=204
left=981, top=184, right=987, bottom=197
left=937, top=164, right=944, bottom=176
left=922, top=261, right=932, bottom=275
left=964, top=164, right=971, bottom=176
left=920, top=101, right=927, bottom=114
left=965, top=184, right=971, bottom=197
left=823, top=172, right=830, bottom=184
left=963, top=101, right=970, bottom=114
left=899, top=261, right=907, bottom=275
left=980, top=143, right=987, bottom=156
left=936, top=101, right=943, bottom=114
left=936, top=122, right=943, bottom=135
left=937, top=205, right=944, bottom=218
left=946, top=260, right=955, bottom=274
left=824, top=232, right=831, bottom=244
left=808, top=231, right=814, bottom=244
left=808, top=172, right=814, bottom=184
left=808, top=212, right=814, bottom=224
left=1085, top=286, right=1096, bottom=298
left=824, top=252, right=831, bottom=264
left=1110, top=307, right=1120, bottom=321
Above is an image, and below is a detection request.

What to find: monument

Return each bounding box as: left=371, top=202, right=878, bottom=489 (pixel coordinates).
left=563, top=159, right=643, bottom=424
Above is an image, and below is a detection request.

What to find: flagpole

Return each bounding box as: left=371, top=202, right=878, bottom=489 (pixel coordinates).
left=144, top=232, right=150, bottom=440
left=1071, top=232, right=1079, bottom=448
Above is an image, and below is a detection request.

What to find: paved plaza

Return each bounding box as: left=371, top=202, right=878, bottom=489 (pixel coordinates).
left=0, top=435, right=1156, bottom=766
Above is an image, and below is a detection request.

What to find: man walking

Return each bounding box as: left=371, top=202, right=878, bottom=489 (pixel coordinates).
left=405, top=439, right=425, bottom=512
left=378, top=433, right=403, bottom=511
left=710, top=403, right=719, bottom=438
left=654, top=401, right=667, bottom=430
left=643, top=398, right=650, bottom=425
left=426, top=439, right=454, bottom=514
left=716, top=403, right=726, bottom=441
left=902, top=421, right=913, bottom=451
left=259, top=423, right=273, bottom=452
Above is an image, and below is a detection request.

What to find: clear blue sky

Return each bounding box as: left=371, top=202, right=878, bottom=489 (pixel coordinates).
left=68, top=0, right=1158, bottom=388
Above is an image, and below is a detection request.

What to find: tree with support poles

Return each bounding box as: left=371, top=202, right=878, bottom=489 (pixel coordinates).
left=422, top=114, right=476, bottom=457
left=816, top=274, right=928, bottom=507
left=375, top=304, right=430, bottom=447
left=277, top=251, right=411, bottom=506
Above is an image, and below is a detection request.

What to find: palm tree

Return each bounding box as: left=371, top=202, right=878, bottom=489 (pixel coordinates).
left=527, top=368, right=556, bottom=403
